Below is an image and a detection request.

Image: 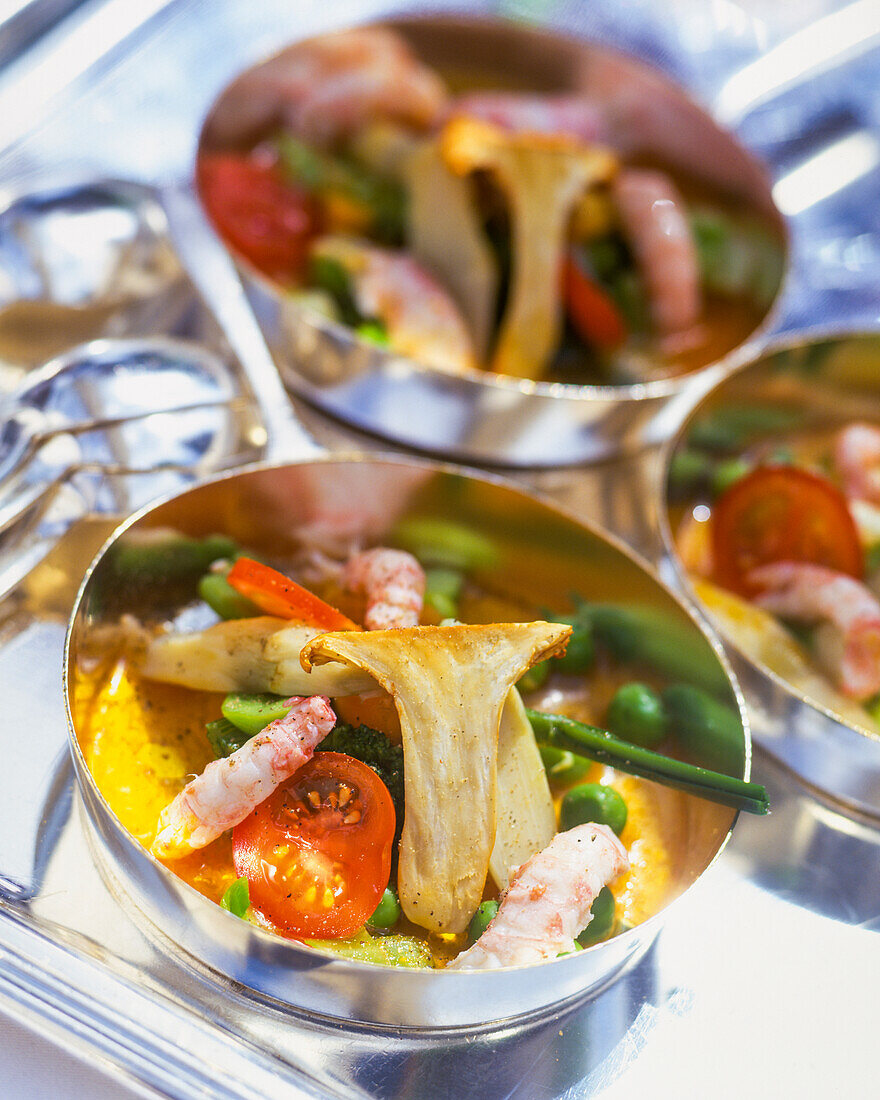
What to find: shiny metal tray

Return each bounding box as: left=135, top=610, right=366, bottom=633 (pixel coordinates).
left=0, top=1, right=879, bottom=1096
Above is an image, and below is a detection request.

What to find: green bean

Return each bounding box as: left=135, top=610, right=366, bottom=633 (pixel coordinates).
left=424, top=567, right=464, bottom=620
left=221, top=692, right=293, bottom=737
left=367, top=888, right=402, bottom=931
left=576, top=887, right=615, bottom=947
left=111, top=532, right=238, bottom=584
left=468, top=900, right=499, bottom=944
left=560, top=783, right=628, bottom=835
left=526, top=709, right=768, bottom=814
left=391, top=516, right=499, bottom=570
left=306, top=932, right=432, bottom=968
left=555, top=613, right=594, bottom=674
left=606, top=682, right=667, bottom=749
left=198, top=572, right=260, bottom=620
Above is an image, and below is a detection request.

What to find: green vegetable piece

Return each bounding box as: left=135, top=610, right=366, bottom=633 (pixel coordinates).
left=711, top=457, right=753, bottom=497
left=518, top=659, right=550, bottom=694
left=585, top=602, right=730, bottom=696
left=555, top=613, right=594, bottom=674
left=468, top=900, right=499, bottom=944
left=305, top=931, right=433, bottom=968
left=368, top=887, right=402, bottom=931
left=866, top=544, right=880, bottom=575
left=668, top=448, right=715, bottom=499
left=606, top=682, right=668, bottom=749
left=424, top=567, right=464, bottom=620
left=526, top=709, right=768, bottom=815
left=220, top=877, right=250, bottom=919
left=111, top=532, right=238, bottom=584
left=661, top=684, right=745, bottom=777
left=865, top=693, right=880, bottom=726
left=560, top=783, right=628, bottom=835
left=222, top=692, right=292, bottom=737
left=607, top=268, right=649, bottom=334
left=206, top=717, right=252, bottom=758
left=356, top=320, right=390, bottom=346
left=391, top=516, right=499, bottom=571
left=539, top=745, right=593, bottom=785
left=309, top=254, right=362, bottom=326
left=688, top=404, right=803, bottom=454
left=198, top=572, right=260, bottom=620
left=576, top=887, right=615, bottom=947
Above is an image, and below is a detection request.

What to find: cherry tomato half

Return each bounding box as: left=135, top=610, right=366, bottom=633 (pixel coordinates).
left=226, top=557, right=358, bottom=630
left=198, top=152, right=318, bottom=281
left=562, top=256, right=627, bottom=350
left=232, top=753, right=395, bottom=938
left=712, top=465, right=863, bottom=595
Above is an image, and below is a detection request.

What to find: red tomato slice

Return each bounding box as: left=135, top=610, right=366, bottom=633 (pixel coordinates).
left=226, top=557, right=358, bottom=630
left=232, top=753, right=395, bottom=938
left=198, top=152, right=318, bottom=281
left=562, top=255, right=627, bottom=350
left=712, top=465, right=863, bottom=595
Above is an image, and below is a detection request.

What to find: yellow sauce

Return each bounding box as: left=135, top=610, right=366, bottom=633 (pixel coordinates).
left=75, top=653, right=681, bottom=955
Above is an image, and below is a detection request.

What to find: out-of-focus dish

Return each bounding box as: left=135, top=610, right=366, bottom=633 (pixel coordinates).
left=195, top=16, right=786, bottom=465
left=665, top=332, right=880, bottom=739
left=67, top=460, right=752, bottom=1023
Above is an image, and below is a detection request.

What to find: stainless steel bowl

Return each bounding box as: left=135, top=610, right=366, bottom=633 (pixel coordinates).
left=195, top=14, right=788, bottom=467
left=660, top=329, right=880, bottom=818
left=65, top=455, right=750, bottom=1028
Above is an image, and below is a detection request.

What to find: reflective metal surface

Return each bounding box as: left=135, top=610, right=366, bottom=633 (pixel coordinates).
left=196, top=14, right=787, bottom=468
left=659, top=330, right=880, bottom=818
left=0, top=178, right=188, bottom=385
left=0, top=336, right=263, bottom=603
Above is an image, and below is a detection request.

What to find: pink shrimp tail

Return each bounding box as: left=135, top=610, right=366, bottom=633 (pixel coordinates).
left=343, top=547, right=426, bottom=629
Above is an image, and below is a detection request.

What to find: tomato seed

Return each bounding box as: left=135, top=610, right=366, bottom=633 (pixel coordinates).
left=343, top=810, right=361, bottom=825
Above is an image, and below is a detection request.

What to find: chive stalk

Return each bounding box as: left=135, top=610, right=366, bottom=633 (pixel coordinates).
left=526, top=709, right=769, bottom=815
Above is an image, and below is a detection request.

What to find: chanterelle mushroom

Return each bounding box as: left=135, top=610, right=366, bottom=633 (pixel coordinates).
left=301, top=621, right=571, bottom=933
left=440, top=116, right=617, bottom=379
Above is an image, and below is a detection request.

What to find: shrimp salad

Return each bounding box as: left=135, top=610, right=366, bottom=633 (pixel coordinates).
left=72, top=517, right=746, bottom=970
left=672, top=411, right=880, bottom=730
left=197, top=24, right=783, bottom=385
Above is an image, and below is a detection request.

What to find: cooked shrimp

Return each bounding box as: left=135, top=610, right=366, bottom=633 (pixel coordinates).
left=208, top=27, right=448, bottom=148
left=450, top=92, right=606, bottom=144
left=612, top=168, right=700, bottom=335
left=343, top=547, right=426, bottom=630
left=835, top=423, right=880, bottom=504
left=749, top=562, right=880, bottom=699
left=151, top=695, right=336, bottom=860
left=448, top=824, right=629, bottom=970
left=311, top=235, right=477, bottom=373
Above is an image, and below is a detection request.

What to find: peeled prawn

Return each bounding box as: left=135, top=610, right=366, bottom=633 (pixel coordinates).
left=448, top=823, right=629, bottom=970
left=749, top=562, right=880, bottom=699
left=208, top=27, right=448, bottom=148
left=835, top=423, right=880, bottom=504
left=613, top=168, right=700, bottom=336
left=151, top=695, right=336, bottom=860
left=450, top=92, right=606, bottom=144
left=311, top=235, right=476, bottom=373
left=342, top=547, right=425, bottom=630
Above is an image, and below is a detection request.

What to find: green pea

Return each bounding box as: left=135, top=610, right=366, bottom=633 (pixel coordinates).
left=539, top=745, right=593, bottom=786
left=367, top=888, right=402, bottom=931
left=560, top=783, right=628, bottom=836
left=220, top=877, right=250, bottom=919
left=606, top=682, right=667, bottom=749
left=576, top=887, right=615, bottom=947
left=468, top=900, right=499, bottom=944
